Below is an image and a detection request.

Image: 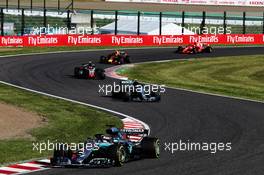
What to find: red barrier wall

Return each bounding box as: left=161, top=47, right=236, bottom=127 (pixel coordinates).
left=0, top=34, right=263, bottom=47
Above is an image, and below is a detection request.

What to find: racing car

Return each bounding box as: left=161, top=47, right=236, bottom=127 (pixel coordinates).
left=176, top=42, right=213, bottom=54
left=74, top=62, right=105, bottom=80
left=100, top=50, right=130, bottom=65
left=50, top=127, right=160, bottom=167
left=112, top=80, right=161, bottom=102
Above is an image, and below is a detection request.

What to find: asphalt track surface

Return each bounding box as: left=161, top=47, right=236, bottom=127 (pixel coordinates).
left=0, top=47, right=264, bottom=175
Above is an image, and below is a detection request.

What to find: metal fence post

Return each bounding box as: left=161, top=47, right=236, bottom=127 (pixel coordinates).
left=21, top=9, right=25, bottom=36
left=67, top=10, right=71, bottom=32
left=115, top=11, right=118, bottom=35
left=44, top=0, right=46, bottom=10
left=243, top=12, right=246, bottom=34
left=58, top=0, right=60, bottom=11
left=181, top=11, right=185, bottom=34
left=223, top=11, right=227, bottom=34
left=159, top=12, right=162, bottom=35
left=200, top=11, right=206, bottom=34
left=137, top=11, right=140, bottom=35
left=44, top=9, right=47, bottom=28
left=18, top=0, right=20, bottom=10
left=72, top=0, right=74, bottom=12
left=6, top=0, right=8, bottom=10
left=30, top=0, right=33, bottom=12
left=91, top=10, right=94, bottom=35
left=1, top=8, right=4, bottom=36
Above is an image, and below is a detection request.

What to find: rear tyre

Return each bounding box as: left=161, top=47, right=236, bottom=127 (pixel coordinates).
left=176, top=46, right=183, bottom=53
left=125, top=56, right=131, bottom=63
left=51, top=149, right=60, bottom=166
left=192, top=47, right=197, bottom=54
left=123, top=91, right=132, bottom=102
left=205, top=46, right=213, bottom=53
left=51, top=144, right=72, bottom=166
left=151, top=92, right=161, bottom=102
left=74, top=67, right=80, bottom=78
left=100, top=56, right=107, bottom=63
left=141, top=137, right=160, bottom=158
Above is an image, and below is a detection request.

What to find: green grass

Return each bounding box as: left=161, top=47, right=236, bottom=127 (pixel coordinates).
left=0, top=46, right=155, bottom=56
left=1, top=45, right=264, bottom=57
left=119, top=55, right=264, bottom=101
left=0, top=46, right=114, bottom=56
left=0, top=83, right=122, bottom=165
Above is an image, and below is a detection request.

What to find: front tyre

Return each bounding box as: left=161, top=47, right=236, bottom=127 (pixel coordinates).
left=141, top=137, right=160, bottom=158
left=108, top=144, right=127, bottom=167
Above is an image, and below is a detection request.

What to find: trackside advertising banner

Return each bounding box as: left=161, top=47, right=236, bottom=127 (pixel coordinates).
left=0, top=34, right=263, bottom=47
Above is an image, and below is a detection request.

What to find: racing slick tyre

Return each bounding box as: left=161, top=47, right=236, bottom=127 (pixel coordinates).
left=150, top=92, right=161, bottom=102
left=108, top=144, right=127, bottom=167
left=192, top=47, right=197, bottom=54
left=176, top=46, right=183, bottom=53
left=141, top=137, right=160, bottom=158
left=51, top=144, right=73, bottom=166
left=100, top=56, right=107, bottom=63
left=204, top=46, right=213, bottom=53
left=123, top=91, right=132, bottom=102
left=50, top=149, right=60, bottom=166
left=74, top=67, right=82, bottom=78
left=124, top=56, right=131, bottom=64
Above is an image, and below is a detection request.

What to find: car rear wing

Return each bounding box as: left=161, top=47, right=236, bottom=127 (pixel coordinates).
left=120, top=128, right=149, bottom=136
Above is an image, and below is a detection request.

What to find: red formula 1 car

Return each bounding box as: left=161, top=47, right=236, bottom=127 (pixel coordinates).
left=176, top=43, right=213, bottom=54
left=100, top=50, right=130, bottom=65
left=74, top=62, right=105, bottom=80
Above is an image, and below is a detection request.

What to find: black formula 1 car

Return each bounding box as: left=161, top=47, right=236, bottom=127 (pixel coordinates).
left=100, top=50, right=130, bottom=65
left=74, top=62, right=105, bottom=80
left=50, top=127, right=160, bottom=168
left=112, top=80, right=161, bottom=102
left=176, top=43, right=212, bottom=54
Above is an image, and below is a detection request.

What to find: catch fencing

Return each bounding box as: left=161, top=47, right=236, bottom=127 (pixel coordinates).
left=0, top=8, right=263, bottom=36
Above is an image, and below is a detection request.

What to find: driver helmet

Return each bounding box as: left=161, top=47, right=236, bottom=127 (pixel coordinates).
left=88, top=61, right=93, bottom=67
left=133, top=79, right=139, bottom=86
left=115, top=50, right=120, bottom=56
